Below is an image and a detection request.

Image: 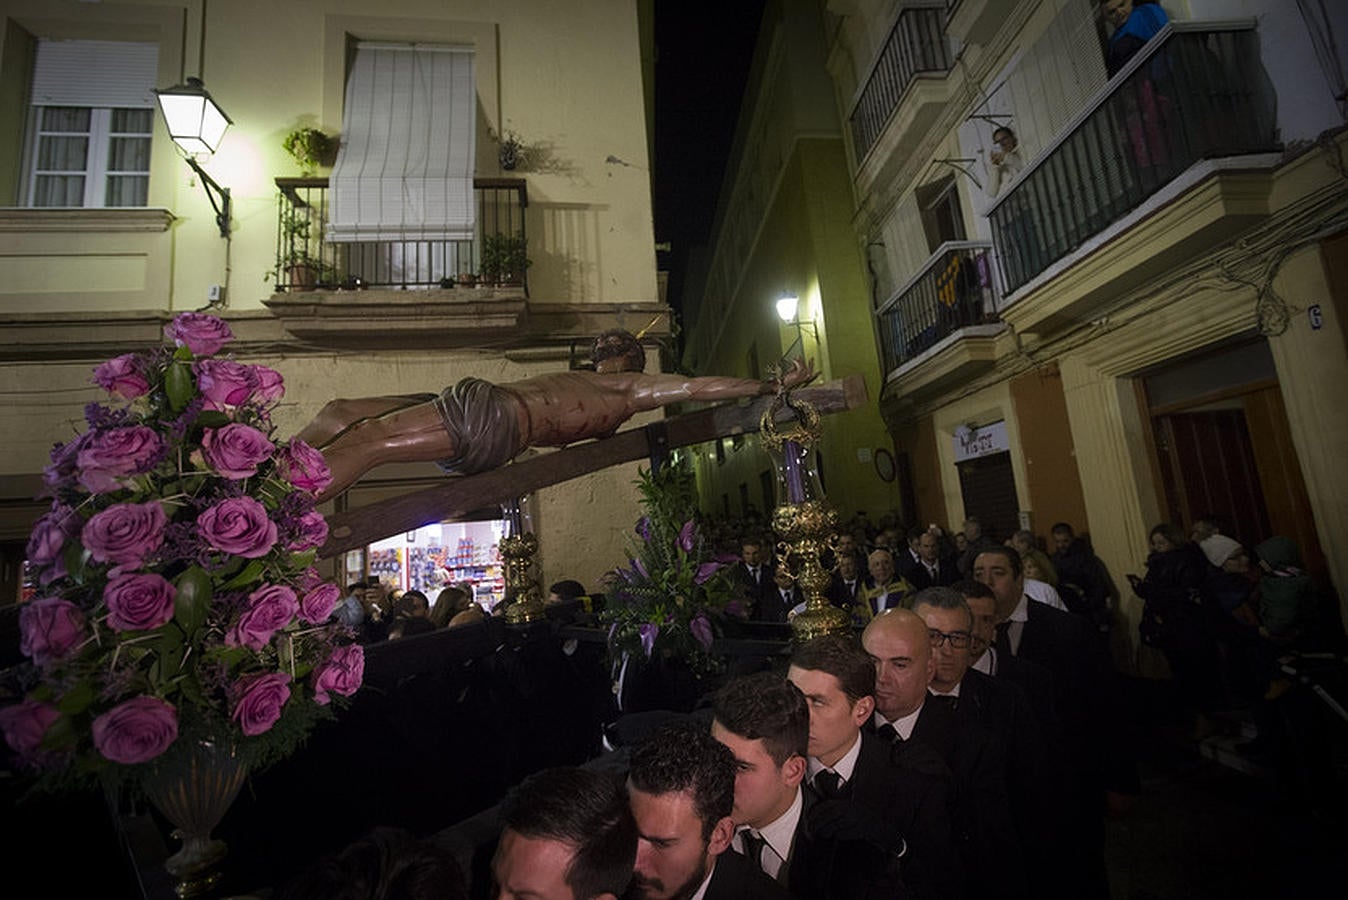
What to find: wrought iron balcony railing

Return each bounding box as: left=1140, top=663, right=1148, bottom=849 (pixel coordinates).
left=273, top=177, right=529, bottom=293
left=876, top=241, right=998, bottom=372
left=848, top=4, right=952, bottom=164
left=988, top=22, right=1278, bottom=296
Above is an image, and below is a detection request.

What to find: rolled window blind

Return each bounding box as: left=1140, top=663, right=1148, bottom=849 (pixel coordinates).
left=32, top=39, right=158, bottom=108
left=328, top=43, right=477, bottom=242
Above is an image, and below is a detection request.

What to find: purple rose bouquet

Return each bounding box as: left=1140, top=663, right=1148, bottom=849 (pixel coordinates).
left=601, top=466, right=742, bottom=676
left=5, top=312, right=361, bottom=791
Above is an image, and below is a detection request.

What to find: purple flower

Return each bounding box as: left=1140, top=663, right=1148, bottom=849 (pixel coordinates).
left=91, top=696, right=178, bottom=764
left=92, top=354, right=150, bottom=400
left=694, top=562, right=723, bottom=585
left=0, top=699, right=61, bottom=764
left=286, top=510, right=329, bottom=552
left=635, top=516, right=652, bottom=541
left=252, top=365, right=285, bottom=402
left=638, top=623, right=658, bottom=657
left=276, top=440, right=332, bottom=495
left=299, top=582, right=341, bottom=624
left=226, top=584, right=298, bottom=650
left=82, top=501, right=168, bottom=569
left=193, top=358, right=258, bottom=409
left=43, top=434, right=88, bottom=496
left=230, top=672, right=291, bottom=736
left=27, top=505, right=79, bottom=568
left=103, top=572, right=176, bottom=632
left=632, top=558, right=649, bottom=580
left=313, top=644, right=365, bottom=705
left=725, top=600, right=747, bottom=620
left=76, top=425, right=165, bottom=494
left=164, top=313, right=234, bottom=356
left=200, top=423, right=274, bottom=479
left=678, top=520, right=696, bottom=553
left=690, top=615, right=714, bottom=650
left=198, top=496, right=278, bottom=559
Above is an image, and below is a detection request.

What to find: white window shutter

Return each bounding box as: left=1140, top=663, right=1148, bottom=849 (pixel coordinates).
left=328, top=43, right=477, bottom=242
left=31, top=40, right=158, bottom=108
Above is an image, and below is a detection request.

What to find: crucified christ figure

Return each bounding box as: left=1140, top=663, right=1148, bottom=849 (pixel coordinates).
left=299, top=330, right=814, bottom=502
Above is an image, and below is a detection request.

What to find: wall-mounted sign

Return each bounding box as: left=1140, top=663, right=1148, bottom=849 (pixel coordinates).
left=1309, top=304, right=1323, bottom=331
left=953, top=420, right=1009, bottom=463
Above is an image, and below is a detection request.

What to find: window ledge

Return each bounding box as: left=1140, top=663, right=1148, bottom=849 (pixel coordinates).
left=0, top=207, right=175, bottom=233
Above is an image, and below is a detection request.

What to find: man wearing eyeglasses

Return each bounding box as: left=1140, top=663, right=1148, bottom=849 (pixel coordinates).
left=911, top=587, right=1051, bottom=900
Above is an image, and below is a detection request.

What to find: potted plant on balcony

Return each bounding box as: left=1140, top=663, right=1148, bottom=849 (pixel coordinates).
left=276, top=207, right=322, bottom=291
left=481, top=233, right=531, bottom=287
left=282, top=127, right=336, bottom=176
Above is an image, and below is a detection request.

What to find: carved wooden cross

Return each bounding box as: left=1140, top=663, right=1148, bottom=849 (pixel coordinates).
left=318, top=375, right=868, bottom=558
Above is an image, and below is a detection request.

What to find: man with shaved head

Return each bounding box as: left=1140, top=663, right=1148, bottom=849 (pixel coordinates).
left=861, top=608, right=936, bottom=736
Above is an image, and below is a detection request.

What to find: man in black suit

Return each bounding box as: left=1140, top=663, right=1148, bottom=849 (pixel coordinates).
left=906, top=530, right=958, bottom=590
left=826, top=550, right=863, bottom=610
left=787, top=635, right=958, bottom=900
left=709, top=673, right=911, bottom=899
left=627, top=723, right=788, bottom=900
left=764, top=568, right=803, bottom=624
left=733, top=537, right=777, bottom=620
left=973, top=547, right=1134, bottom=900
left=912, top=587, right=1067, bottom=900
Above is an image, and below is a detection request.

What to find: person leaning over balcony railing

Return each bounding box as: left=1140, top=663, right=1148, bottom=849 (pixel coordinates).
left=1101, top=0, right=1169, bottom=78
left=982, top=126, right=1024, bottom=198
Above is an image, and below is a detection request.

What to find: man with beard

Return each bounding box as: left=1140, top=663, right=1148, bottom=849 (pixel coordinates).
left=626, top=724, right=789, bottom=900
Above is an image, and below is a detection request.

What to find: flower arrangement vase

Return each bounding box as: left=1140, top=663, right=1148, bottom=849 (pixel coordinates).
left=143, top=738, right=248, bottom=898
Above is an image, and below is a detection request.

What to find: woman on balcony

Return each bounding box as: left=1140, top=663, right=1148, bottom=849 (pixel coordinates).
left=1101, top=0, right=1170, bottom=78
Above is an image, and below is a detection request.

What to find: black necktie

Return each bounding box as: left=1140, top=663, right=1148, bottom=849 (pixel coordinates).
left=995, top=621, right=1013, bottom=655
left=741, top=830, right=766, bottom=873
left=876, top=722, right=899, bottom=743
left=930, top=693, right=958, bottom=712
left=814, top=769, right=842, bottom=798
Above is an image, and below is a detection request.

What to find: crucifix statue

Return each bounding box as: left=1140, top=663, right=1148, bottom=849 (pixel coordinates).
left=299, top=330, right=814, bottom=502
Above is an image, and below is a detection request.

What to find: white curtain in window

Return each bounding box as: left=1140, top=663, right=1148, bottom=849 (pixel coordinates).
left=328, top=43, right=476, bottom=242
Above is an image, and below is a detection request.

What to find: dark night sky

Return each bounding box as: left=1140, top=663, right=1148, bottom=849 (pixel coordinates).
left=652, top=1, right=767, bottom=333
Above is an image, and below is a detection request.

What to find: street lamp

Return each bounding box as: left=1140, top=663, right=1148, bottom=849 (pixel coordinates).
left=775, top=290, right=818, bottom=342
left=155, top=76, right=233, bottom=238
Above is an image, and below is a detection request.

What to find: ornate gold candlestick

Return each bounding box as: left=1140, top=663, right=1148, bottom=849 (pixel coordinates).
left=499, top=497, right=545, bottom=624
left=760, top=389, right=851, bottom=640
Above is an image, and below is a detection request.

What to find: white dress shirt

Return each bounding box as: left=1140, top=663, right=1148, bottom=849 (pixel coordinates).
left=806, top=729, right=862, bottom=790
left=1025, top=578, right=1067, bottom=611
left=873, top=702, right=924, bottom=741
left=733, top=785, right=803, bottom=881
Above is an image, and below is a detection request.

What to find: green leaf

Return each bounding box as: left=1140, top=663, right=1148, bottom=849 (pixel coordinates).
left=56, top=682, right=96, bottom=716
left=290, top=550, right=316, bottom=570
left=165, top=360, right=195, bottom=412
left=196, top=410, right=231, bottom=429
left=62, top=542, right=90, bottom=584
left=174, top=565, right=213, bottom=636
left=219, top=559, right=266, bottom=592
left=40, top=713, right=76, bottom=750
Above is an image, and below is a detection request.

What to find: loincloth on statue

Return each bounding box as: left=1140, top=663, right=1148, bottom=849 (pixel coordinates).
left=431, top=378, right=525, bottom=475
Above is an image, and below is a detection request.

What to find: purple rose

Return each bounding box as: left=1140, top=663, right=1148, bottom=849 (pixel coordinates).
left=19, top=598, right=86, bottom=666
left=226, top=583, right=298, bottom=650
left=92, top=354, right=151, bottom=400
left=312, top=644, right=365, bottom=705
left=276, top=440, right=332, bottom=495
left=164, top=313, right=234, bottom=356
left=0, top=699, right=61, bottom=763
left=201, top=423, right=274, bottom=479
left=43, top=433, right=89, bottom=496
left=76, top=426, right=164, bottom=494
left=286, top=511, right=329, bottom=552
left=299, top=582, right=341, bottom=624
left=83, top=501, right=167, bottom=568
left=230, top=673, right=291, bottom=737
left=198, top=496, right=278, bottom=559
left=678, top=520, right=696, bottom=553
left=27, top=505, right=78, bottom=567
left=298, top=567, right=324, bottom=591
left=638, top=623, right=659, bottom=657
left=91, top=696, right=178, bottom=765
left=104, top=572, right=176, bottom=632
left=252, top=365, right=285, bottom=403
left=193, top=358, right=258, bottom=409
left=690, top=614, right=714, bottom=650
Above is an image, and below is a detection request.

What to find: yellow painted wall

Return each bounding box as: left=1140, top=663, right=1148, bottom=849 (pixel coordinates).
left=0, top=0, right=656, bottom=312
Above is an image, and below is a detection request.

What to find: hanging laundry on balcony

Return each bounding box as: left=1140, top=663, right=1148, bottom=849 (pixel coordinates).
left=328, top=43, right=476, bottom=243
